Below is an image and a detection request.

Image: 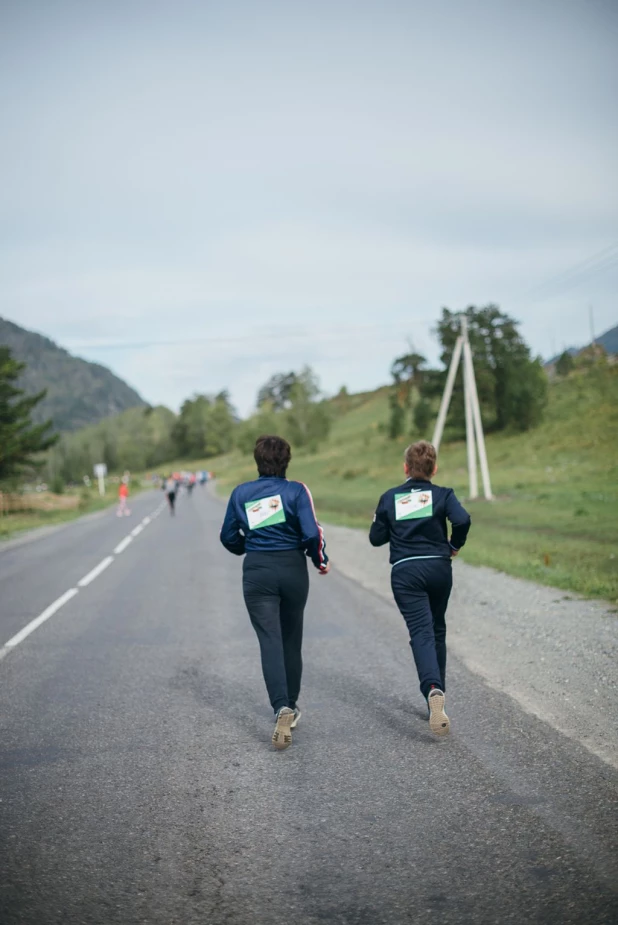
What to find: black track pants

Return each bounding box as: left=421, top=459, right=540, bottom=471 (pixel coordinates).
left=242, top=549, right=309, bottom=713
left=390, top=557, right=453, bottom=699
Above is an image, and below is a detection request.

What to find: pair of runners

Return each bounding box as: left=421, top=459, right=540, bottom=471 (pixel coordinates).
left=220, top=435, right=470, bottom=749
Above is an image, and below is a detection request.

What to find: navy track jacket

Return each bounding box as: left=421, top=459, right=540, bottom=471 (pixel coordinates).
left=220, top=476, right=328, bottom=571
left=369, top=478, right=471, bottom=566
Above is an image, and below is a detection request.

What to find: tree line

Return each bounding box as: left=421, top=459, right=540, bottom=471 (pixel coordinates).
left=1, top=305, right=566, bottom=490
left=42, top=366, right=333, bottom=486
left=387, top=305, right=549, bottom=440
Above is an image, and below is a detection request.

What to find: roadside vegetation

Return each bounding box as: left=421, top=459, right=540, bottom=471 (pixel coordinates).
left=2, top=307, right=616, bottom=600
left=206, top=361, right=618, bottom=601
left=0, top=486, right=120, bottom=540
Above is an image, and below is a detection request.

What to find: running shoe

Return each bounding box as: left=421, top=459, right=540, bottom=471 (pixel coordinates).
left=272, top=707, right=294, bottom=750
left=290, top=707, right=302, bottom=729
left=427, top=688, right=450, bottom=737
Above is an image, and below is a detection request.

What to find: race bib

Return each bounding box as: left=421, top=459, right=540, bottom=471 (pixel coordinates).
left=394, top=489, right=433, bottom=521
left=245, top=494, right=286, bottom=530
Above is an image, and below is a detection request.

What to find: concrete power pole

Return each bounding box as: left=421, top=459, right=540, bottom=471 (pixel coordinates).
left=431, top=316, right=493, bottom=501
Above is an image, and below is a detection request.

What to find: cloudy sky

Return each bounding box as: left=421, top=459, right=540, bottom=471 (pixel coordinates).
left=1, top=0, right=616, bottom=415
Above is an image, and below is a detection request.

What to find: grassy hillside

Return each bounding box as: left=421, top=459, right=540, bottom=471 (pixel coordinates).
left=203, top=365, right=618, bottom=601
left=0, top=316, right=145, bottom=431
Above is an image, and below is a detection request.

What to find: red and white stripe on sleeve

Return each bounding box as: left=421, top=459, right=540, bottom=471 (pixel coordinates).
left=301, top=482, right=327, bottom=569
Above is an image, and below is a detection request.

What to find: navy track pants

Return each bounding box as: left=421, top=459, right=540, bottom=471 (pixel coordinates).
left=242, top=549, right=309, bottom=714
left=390, top=557, right=453, bottom=699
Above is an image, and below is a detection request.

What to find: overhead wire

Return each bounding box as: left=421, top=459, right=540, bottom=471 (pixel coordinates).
left=520, top=241, right=618, bottom=302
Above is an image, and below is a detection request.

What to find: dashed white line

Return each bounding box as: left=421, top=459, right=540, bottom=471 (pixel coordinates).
left=77, top=556, right=114, bottom=588
left=114, top=536, right=133, bottom=555
left=3, top=588, right=79, bottom=649
left=1, top=500, right=165, bottom=661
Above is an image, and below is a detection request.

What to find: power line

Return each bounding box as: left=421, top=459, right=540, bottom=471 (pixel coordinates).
left=521, top=241, right=618, bottom=302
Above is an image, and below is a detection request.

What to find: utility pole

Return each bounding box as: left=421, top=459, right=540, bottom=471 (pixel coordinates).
left=589, top=304, right=595, bottom=345
left=431, top=315, right=493, bottom=501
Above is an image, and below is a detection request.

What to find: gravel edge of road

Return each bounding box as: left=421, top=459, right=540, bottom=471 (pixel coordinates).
left=212, top=480, right=618, bottom=769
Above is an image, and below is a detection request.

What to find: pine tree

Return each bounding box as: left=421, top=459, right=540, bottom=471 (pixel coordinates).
left=0, top=347, right=57, bottom=483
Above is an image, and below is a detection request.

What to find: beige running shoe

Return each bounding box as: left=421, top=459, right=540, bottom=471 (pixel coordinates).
left=427, top=688, right=450, bottom=737
left=272, top=707, right=294, bottom=750
left=290, top=707, right=302, bottom=730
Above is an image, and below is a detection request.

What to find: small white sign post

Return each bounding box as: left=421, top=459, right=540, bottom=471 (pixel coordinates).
left=431, top=317, right=493, bottom=500
left=93, top=463, right=107, bottom=497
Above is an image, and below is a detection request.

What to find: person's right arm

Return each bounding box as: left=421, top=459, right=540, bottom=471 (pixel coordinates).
left=445, top=489, right=471, bottom=555
left=219, top=489, right=246, bottom=556
left=369, top=494, right=390, bottom=546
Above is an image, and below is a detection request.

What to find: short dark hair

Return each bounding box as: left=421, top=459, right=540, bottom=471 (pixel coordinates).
left=404, top=440, right=437, bottom=479
left=254, top=435, right=292, bottom=477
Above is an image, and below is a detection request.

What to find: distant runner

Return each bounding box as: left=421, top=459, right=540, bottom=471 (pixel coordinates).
left=220, top=435, right=329, bottom=750
left=369, top=441, right=471, bottom=737
left=163, top=476, right=177, bottom=515
left=117, top=480, right=131, bottom=517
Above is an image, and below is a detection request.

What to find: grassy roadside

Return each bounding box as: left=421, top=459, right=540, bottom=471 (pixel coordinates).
left=0, top=482, right=151, bottom=542
left=192, top=366, right=618, bottom=601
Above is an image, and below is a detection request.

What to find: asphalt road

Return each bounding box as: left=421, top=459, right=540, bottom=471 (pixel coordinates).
left=0, top=488, right=616, bottom=925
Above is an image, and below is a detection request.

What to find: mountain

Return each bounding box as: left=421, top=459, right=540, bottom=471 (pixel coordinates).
left=597, top=323, right=618, bottom=354
left=0, top=317, right=146, bottom=432
left=545, top=322, right=617, bottom=366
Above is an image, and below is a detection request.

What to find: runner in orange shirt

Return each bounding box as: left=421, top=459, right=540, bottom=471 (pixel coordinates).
left=117, top=481, right=131, bottom=517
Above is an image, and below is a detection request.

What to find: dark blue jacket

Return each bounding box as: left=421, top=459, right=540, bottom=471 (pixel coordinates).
left=220, top=476, right=328, bottom=571
left=369, top=478, right=471, bottom=566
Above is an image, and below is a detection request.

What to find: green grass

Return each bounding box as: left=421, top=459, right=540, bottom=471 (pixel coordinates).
left=203, top=365, right=618, bottom=601
left=0, top=484, right=150, bottom=541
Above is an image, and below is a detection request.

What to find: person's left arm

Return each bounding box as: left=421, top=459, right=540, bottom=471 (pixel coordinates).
left=219, top=489, right=246, bottom=556
left=445, top=489, right=471, bottom=555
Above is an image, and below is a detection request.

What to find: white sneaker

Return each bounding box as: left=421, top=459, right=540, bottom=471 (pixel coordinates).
left=272, top=707, right=294, bottom=750
left=290, top=707, right=302, bottom=729
left=427, top=689, right=450, bottom=737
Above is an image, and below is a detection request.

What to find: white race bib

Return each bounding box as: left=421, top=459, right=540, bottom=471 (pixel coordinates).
left=245, top=494, right=286, bottom=530
left=394, top=489, right=433, bottom=521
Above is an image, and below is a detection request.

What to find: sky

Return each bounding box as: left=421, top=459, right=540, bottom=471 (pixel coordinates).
left=1, top=0, right=617, bottom=416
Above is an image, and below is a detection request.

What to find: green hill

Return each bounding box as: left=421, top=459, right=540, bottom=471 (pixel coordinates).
left=205, top=364, right=618, bottom=600
left=0, top=316, right=146, bottom=431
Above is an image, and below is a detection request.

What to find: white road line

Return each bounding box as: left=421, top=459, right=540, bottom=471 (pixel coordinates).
left=114, top=536, right=133, bottom=554
left=4, top=588, right=79, bottom=649
left=1, top=495, right=167, bottom=663
left=77, top=556, right=114, bottom=588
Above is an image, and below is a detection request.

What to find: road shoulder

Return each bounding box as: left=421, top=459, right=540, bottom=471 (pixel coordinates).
left=325, top=522, right=618, bottom=769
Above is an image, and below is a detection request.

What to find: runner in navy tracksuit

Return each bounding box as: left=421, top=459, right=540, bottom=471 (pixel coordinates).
left=369, top=440, right=471, bottom=736
left=220, top=435, right=329, bottom=749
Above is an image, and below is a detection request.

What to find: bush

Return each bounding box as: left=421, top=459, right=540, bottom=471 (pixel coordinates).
left=555, top=351, right=575, bottom=377
left=50, top=474, right=64, bottom=494
left=413, top=399, right=433, bottom=436
left=79, top=486, right=93, bottom=510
